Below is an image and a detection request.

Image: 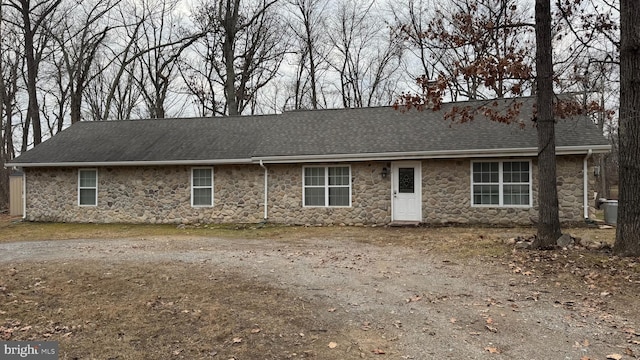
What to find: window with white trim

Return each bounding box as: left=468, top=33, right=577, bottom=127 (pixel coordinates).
left=191, top=167, right=213, bottom=207
left=303, top=166, right=351, bottom=207
left=471, top=161, right=531, bottom=207
left=78, top=169, right=98, bottom=206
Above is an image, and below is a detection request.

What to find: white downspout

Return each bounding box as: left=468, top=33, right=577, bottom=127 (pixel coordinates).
left=583, top=149, right=593, bottom=220
left=259, top=160, right=268, bottom=221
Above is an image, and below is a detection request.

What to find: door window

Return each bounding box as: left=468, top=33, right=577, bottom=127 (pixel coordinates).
left=398, top=168, right=415, bottom=193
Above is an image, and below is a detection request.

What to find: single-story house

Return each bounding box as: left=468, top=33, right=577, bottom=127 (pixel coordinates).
left=7, top=97, right=610, bottom=226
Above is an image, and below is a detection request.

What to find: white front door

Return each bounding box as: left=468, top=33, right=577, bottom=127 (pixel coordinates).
left=392, top=161, right=422, bottom=222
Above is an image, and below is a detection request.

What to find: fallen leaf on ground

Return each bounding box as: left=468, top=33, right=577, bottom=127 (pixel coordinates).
left=485, top=325, right=498, bottom=333
left=450, top=318, right=457, bottom=324
left=328, top=342, right=337, bottom=349
left=251, top=328, right=261, bottom=333
left=484, top=346, right=500, bottom=354
left=372, top=348, right=386, bottom=354
left=232, top=337, right=242, bottom=343
left=606, top=354, right=623, bottom=360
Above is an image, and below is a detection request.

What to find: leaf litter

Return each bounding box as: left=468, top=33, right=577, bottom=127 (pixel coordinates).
left=0, top=220, right=636, bottom=359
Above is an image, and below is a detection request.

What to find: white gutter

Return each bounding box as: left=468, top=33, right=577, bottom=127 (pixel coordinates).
left=584, top=149, right=593, bottom=219
left=254, top=145, right=612, bottom=164
left=9, top=145, right=612, bottom=168
left=9, top=158, right=254, bottom=168
left=259, top=160, right=268, bottom=221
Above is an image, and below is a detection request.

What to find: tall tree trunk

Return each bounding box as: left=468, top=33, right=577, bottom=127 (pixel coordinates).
left=22, top=9, right=42, bottom=146
left=10, top=0, right=61, bottom=145
left=222, top=0, right=239, bottom=116
left=614, top=0, right=640, bottom=256
left=532, top=0, right=562, bottom=248
left=304, top=17, right=318, bottom=109
left=0, top=29, right=5, bottom=209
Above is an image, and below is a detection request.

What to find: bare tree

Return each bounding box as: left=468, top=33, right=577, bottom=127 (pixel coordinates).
left=5, top=0, right=62, bottom=148
left=133, top=0, right=200, bottom=119
left=49, top=0, right=116, bottom=124
left=79, top=0, right=199, bottom=121
left=286, top=0, right=329, bottom=109
left=391, top=0, right=440, bottom=86
left=0, top=3, right=21, bottom=161
left=553, top=0, right=620, bottom=202
left=326, top=0, right=404, bottom=108
left=178, top=36, right=223, bottom=116
left=189, top=0, right=287, bottom=116
left=40, top=50, right=69, bottom=135
left=0, top=2, right=13, bottom=210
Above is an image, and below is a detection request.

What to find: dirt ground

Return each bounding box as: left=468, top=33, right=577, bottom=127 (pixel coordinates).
left=1, top=219, right=639, bottom=359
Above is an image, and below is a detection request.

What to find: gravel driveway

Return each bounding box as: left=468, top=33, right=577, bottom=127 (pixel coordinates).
left=0, top=236, right=635, bottom=359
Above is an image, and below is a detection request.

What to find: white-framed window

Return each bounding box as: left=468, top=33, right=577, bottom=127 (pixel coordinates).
left=471, top=160, right=531, bottom=207
left=78, top=169, right=98, bottom=206
left=191, top=167, right=213, bottom=207
left=303, top=165, right=351, bottom=207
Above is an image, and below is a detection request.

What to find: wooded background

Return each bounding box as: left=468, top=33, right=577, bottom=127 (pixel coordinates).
left=0, top=0, right=620, bottom=213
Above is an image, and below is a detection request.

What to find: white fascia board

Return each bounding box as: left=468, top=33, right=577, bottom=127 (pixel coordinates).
left=9, top=158, right=254, bottom=168
left=9, top=144, right=611, bottom=167
left=254, top=145, right=612, bottom=164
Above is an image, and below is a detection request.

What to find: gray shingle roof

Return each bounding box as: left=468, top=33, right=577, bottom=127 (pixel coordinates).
left=9, top=97, right=610, bottom=166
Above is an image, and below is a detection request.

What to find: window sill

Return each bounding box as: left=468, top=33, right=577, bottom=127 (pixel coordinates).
left=302, top=206, right=352, bottom=208
left=471, top=205, right=532, bottom=209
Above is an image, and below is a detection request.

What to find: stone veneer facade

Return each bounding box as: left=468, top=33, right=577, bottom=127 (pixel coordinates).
left=24, top=156, right=594, bottom=225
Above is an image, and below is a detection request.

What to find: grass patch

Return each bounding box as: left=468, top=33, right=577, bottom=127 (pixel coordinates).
left=1, top=260, right=378, bottom=359
left=0, top=216, right=300, bottom=243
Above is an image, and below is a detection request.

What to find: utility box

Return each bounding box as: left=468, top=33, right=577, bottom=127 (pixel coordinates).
left=602, top=200, right=618, bottom=226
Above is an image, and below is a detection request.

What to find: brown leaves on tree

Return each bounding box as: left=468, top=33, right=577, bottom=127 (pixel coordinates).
left=394, top=0, right=613, bottom=127
left=553, top=0, right=619, bottom=49
left=395, top=0, right=534, bottom=117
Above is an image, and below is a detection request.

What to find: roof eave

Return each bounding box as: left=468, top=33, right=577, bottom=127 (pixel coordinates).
left=7, top=144, right=611, bottom=167
left=254, top=145, right=612, bottom=164
left=7, top=158, right=254, bottom=168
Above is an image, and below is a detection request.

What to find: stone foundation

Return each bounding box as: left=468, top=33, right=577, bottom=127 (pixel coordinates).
left=24, top=156, right=593, bottom=225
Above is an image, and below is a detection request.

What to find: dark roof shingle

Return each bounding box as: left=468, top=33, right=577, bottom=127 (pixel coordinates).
left=9, top=97, right=610, bottom=166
